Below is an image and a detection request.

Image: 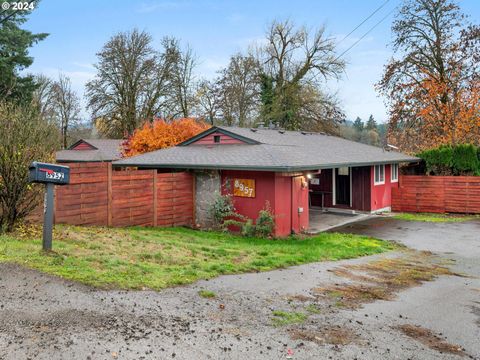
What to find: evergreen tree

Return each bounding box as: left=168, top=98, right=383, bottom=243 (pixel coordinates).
left=353, top=117, right=364, bottom=132
left=0, top=4, right=48, bottom=104
left=366, top=114, right=377, bottom=130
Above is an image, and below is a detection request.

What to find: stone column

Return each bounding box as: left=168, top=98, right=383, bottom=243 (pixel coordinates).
left=194, top=170, right=221, bottom=228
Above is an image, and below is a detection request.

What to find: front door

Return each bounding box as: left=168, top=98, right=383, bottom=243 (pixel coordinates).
left=335, top=167, right=350, bottom=206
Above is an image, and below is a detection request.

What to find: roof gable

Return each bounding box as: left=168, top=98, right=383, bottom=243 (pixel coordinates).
left=69, top=139, right=97, bottom=150
left=178, top=127, right=260, bottom=146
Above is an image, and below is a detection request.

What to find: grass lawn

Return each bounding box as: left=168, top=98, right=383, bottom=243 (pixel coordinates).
left=392, top=212, right=478, bottom=223
left=0, top=225, right=394, bottom=290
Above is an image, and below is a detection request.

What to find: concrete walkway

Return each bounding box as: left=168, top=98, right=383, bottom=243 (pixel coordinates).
left=307, top=208, right=370, bottom=233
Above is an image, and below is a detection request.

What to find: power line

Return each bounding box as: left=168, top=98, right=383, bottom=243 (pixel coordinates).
left=335, top=7, right=395, bottom=61
left=337, top=0, right=391, bottom=45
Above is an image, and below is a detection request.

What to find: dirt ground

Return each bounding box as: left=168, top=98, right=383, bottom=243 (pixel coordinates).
left=0, top=217, right=479, bottom=359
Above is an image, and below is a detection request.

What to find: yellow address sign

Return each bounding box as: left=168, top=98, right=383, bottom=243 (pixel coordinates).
left=233, top=179, right=255, bottom=198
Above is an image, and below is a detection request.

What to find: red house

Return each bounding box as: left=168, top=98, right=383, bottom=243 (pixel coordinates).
left=57, top=139, right=124, bottom=163
left=114, top=127, right=418, bottom=237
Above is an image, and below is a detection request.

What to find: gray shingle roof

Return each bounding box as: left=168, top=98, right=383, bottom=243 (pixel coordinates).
left=113, top=127, right=419, bottom=171
left=56, top=139, right=124, bottom=162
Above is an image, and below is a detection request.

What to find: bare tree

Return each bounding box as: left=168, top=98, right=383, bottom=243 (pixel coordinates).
left=164, top=40, right=198, bottom=118
left=31, top=74, right=56, bottom=122
left=195, top=79, right=221, bottom=125
left=52, top=74, right=81, bottom=149
left=86, top=29, right=172, bottom=137
left=260, top=20, right=345, bottom=130
left=216, top=53, right=261, bottom=127
left=0, top=101, right=59, bottom=232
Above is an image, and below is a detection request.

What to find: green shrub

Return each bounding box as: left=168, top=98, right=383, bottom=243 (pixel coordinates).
left=418, top=144, right=479, bottom=176
left=254, top=203, right=275, bottom=238
left=418, top=145, right=453, bottom=175
left=210, top=193, right=236, bottom=228
left=452, top=144, right=479, bottom=175
left=241, top=219, right=256, bottom=237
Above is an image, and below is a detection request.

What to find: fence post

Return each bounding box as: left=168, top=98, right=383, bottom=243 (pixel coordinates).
left=107, top=163, right=112, bottom=226
left=153, top=170, right=158, bottom=227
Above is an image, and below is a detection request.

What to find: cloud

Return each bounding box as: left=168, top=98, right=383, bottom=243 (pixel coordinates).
left=197, top=57, right=229, bottom=79
left=72, top=62, right=96, bottom=71
left=136, top=1, right=190, bottom=13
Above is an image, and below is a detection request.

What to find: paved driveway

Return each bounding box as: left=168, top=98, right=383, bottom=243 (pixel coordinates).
left=0, top=217, right=479, bottom=359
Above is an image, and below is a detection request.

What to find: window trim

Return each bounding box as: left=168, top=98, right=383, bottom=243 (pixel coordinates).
left=374, top=164, right=385, bottom=185
left=213, top=135, right=221, bottom=143
left=391, top=163, right=399, bottom=183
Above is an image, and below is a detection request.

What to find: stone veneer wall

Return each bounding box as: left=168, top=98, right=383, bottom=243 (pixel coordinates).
left=194, top=170, right=221, bottom=228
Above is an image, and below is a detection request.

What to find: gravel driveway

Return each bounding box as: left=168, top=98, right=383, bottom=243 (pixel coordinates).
left=0, top=217, right=479, bottom=360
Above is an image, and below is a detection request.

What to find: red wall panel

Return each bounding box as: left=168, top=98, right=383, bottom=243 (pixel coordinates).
left=371, top=164, right=398, bottom=211
left=71, top=141, right=95, bottom=150
left=291, top=176, right=309, bottom=234
left=190, top=131, right=245, bottom=145
left=221, top=170, right=309, bottom=237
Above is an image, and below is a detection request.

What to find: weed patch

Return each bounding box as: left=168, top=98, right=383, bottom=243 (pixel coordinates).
left=198, top=290, right=216, bottom=299
left=314, top=254, right=456, bottom=309
left=271, top=310, right=307, bottom=327
left=290, top=326, right=360, bottom=345
left=397, top=324, right=466, bottom=357
left=392, top=213, right=478, bottom=223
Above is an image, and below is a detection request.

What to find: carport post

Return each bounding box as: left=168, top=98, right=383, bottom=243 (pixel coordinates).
left=42, top=183, right=54, bottom=251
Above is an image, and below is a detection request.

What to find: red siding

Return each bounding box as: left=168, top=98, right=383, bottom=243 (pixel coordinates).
left=221, top=170, right=309, bottom=237
left=274, top=175, right=292, bottom=236
left=221, top=170, right=276, bottom=227
left=71, top=141, right=95, bottom=150
left=370, top=164, right=398, bottom=211
left=291, top=176, right=309, bottom=233
left=191, top=131, right=245, bottom=145
left=392, top=175, right=480, bottom=214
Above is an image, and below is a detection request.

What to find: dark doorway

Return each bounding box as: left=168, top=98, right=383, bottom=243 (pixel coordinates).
left=335, top=167, right=350, bottom=206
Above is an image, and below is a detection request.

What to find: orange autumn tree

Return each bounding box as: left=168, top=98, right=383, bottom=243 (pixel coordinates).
left=377, top=0, right=480, bottom=154
left=122, top=118, right=210, bottom=157
left=388, top=68, right=480, bottom=152
left=416, top=71, right=480, bottom=148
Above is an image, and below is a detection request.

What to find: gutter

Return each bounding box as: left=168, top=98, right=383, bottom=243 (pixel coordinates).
left=112, top=158, right=420, bottom=172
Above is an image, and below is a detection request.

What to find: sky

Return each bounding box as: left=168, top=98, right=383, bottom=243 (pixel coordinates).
left=23, top=0, right=480, bottom=123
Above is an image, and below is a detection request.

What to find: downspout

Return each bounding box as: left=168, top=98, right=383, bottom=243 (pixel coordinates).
left=290, top=176, right=294, bottom=235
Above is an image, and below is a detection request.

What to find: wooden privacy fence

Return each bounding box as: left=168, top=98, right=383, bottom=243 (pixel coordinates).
left=392, top=175, right=480, bottom=214
left=55, top=162, right=194, bottom=227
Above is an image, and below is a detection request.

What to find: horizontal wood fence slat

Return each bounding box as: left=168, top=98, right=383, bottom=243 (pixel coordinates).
left=392, top=175, right=480, bottom=214
left=54, top=162, right=194, bottom=228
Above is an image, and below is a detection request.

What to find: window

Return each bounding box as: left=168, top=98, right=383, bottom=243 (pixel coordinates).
left=374, top=164, right=385, bottom=185
left=213, top=135, right=221, bottom=143
left=391, top=163, right=399, bottom=182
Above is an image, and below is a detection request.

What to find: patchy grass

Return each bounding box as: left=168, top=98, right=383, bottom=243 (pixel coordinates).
left=314, top=253, right=456, bottom=309
left=305, top=304, right=321, bottom=314
left=271, top=310, right=308, bottom=327
left=397, top=324, right=467, bottom=357
left=0, top=224, right=394, bottom=290
left=392, top=212, right=478, bottom=223
left=290, top=327, right=360, bottom=346
left=198, top=290, right=216, bottom=299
